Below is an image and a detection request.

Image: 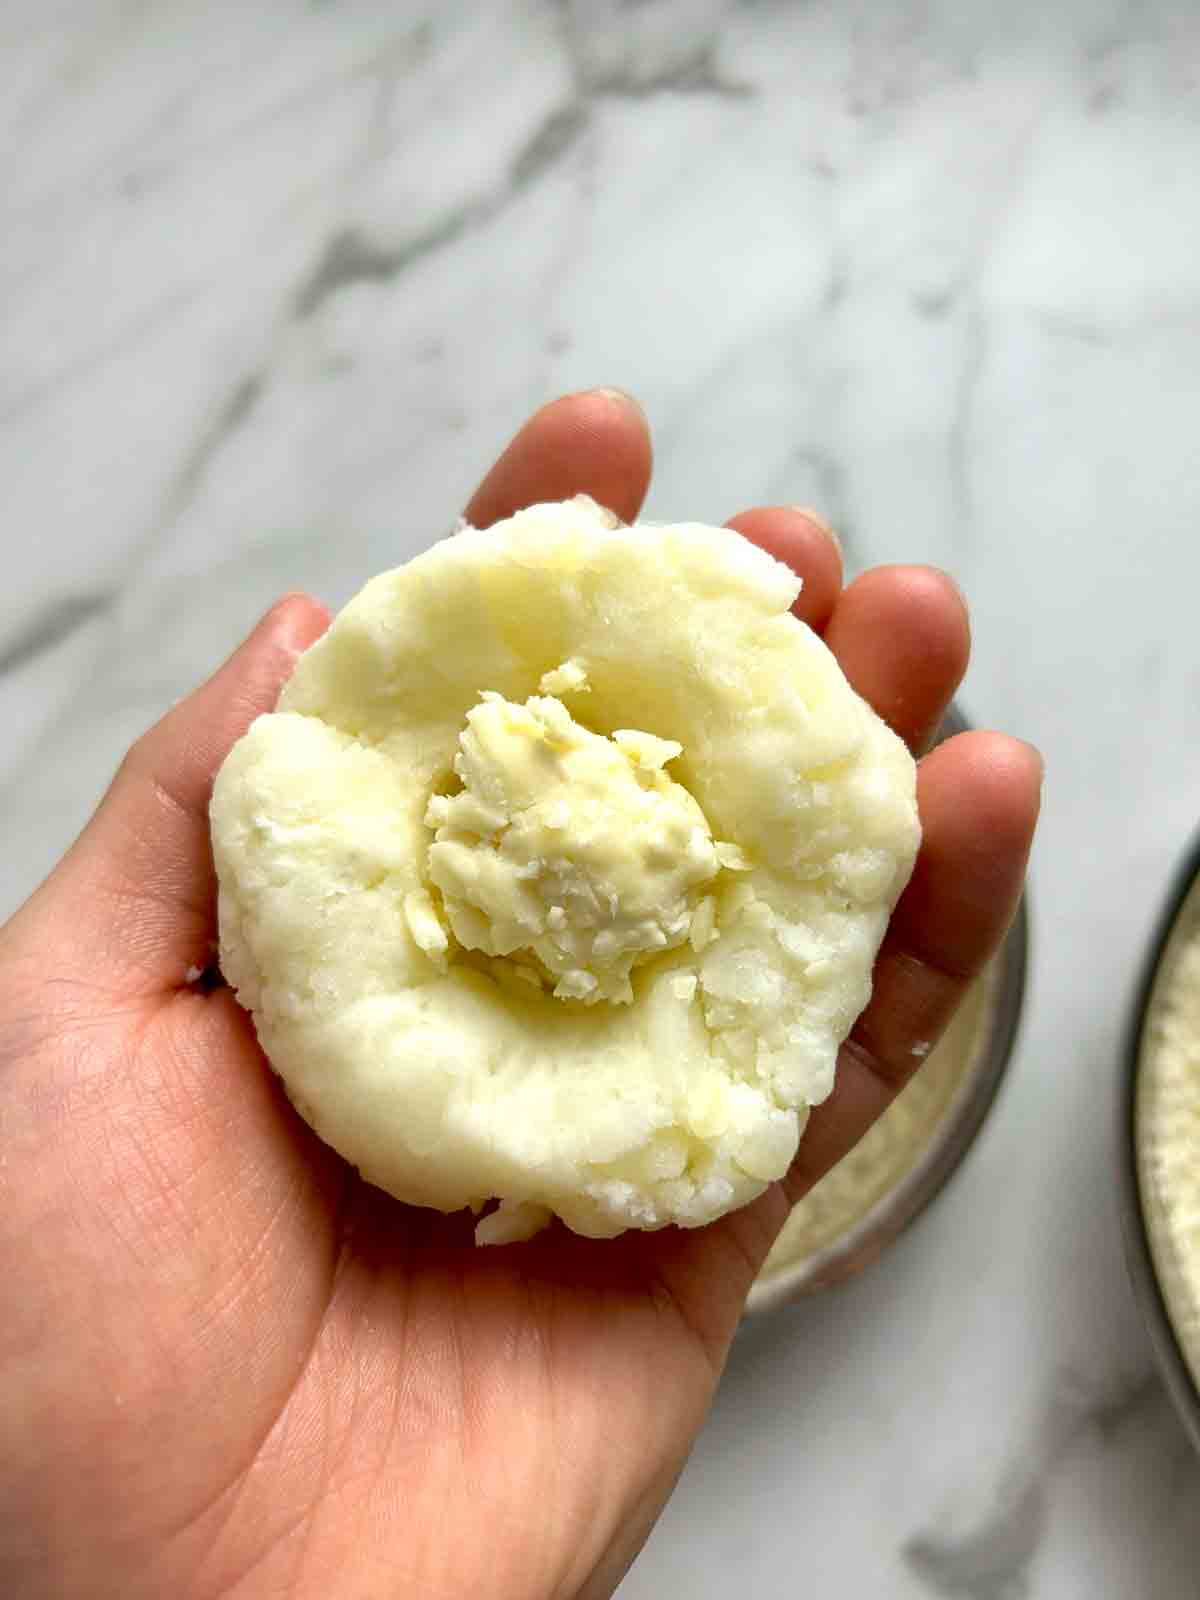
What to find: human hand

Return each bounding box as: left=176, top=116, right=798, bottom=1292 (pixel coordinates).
left=0, top=390, right=1041, bottom=1600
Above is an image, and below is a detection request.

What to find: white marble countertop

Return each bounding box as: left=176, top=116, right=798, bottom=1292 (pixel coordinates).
left=5, top=2, right=1200, bottom=1593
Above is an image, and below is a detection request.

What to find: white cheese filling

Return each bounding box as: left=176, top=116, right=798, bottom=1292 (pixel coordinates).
left=424, top=677, right=743, bottom=1005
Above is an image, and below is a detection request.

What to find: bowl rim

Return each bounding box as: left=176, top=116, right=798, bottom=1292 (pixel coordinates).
left=1119, top=827, right=1200, bottom=1453
left=744, top=704, right=1029, bottom=1315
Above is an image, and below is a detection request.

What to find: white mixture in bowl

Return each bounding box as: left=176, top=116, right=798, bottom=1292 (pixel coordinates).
left=1136, top=875, right=1200, bottom=1389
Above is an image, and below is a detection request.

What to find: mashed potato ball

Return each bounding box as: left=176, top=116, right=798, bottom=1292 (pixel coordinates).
left=211, top=497, right=920, bottom=1243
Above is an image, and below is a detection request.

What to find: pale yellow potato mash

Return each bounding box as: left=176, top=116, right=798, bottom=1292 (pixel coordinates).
left=211, top=497, right=920, bottom=1243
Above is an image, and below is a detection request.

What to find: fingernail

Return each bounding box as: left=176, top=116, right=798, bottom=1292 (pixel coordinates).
left=592, top=386, right=647, bottom=421
left=1021, top=739, right=1046, bottom=782
left=928, top=564, right=970, bottom=611
left=261, top=592, right=331, bottom=656
left=790, top=506, right=842, bottom=559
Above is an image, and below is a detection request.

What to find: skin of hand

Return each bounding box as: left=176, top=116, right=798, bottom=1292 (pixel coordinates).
left=0, top=390, right=1041, bottom=1600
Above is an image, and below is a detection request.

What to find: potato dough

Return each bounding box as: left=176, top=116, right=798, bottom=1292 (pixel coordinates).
left=211, top=497, right=920, bottom=1243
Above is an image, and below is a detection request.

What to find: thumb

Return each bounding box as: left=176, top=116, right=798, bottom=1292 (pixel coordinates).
left=11, top=594, right=329, bottom=996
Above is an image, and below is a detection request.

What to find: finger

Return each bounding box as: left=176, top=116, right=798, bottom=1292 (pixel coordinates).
left=784, top=731, right=1042, bottom=1200
left=463, top=388, right=653, bottom=528
left=43, top=595, right=330, bottom=992
left=645, top=732, right=1040, bottom=1349
left=724, top=506, right=843, bottom=631
left=822, top=565, right=970, bottom=752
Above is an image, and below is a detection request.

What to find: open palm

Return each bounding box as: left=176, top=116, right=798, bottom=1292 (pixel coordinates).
left=0, top=391, right=1040, bottom=1600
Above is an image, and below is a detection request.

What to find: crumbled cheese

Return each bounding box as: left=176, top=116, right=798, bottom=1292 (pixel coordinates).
left=425, top=691, right=730, bottom=1005
left=538, top=658, right=590, bottom=696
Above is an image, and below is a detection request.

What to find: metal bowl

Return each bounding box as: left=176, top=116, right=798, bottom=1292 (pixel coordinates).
left=745, top=705, right=1030, bottom=1315
left=1120, top=832, right=1200, bottom=1453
